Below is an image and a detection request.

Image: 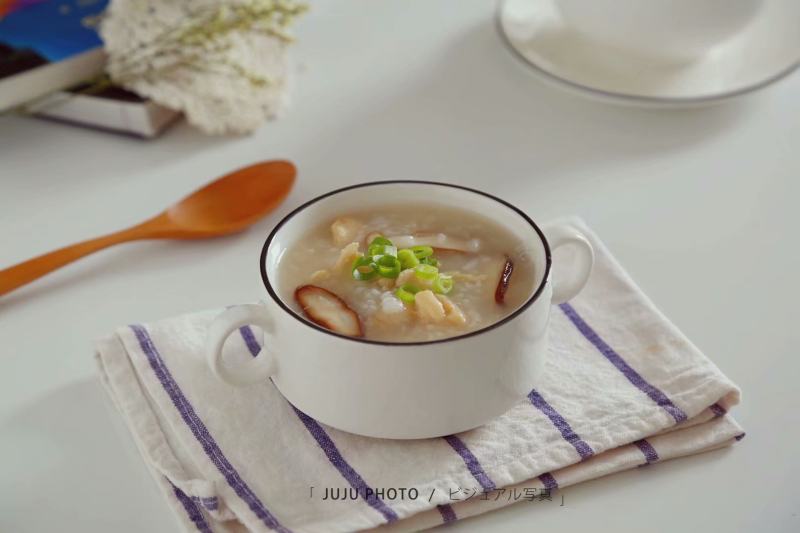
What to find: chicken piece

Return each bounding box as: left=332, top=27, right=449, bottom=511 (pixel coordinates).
left=331, top=217, right=364, bottom=247
left=395, top=268, right=415, bottom=287
left=436, top=294, right=467, bottom=326
left=335, top=242, right=361, bottom=271
left=386, top=233, right=481, bottom=253
left=395, top=268, right=434, bottom=290
left=415, top=290, right=446, bottom=322
left=376, top=277, right=395, bottom=290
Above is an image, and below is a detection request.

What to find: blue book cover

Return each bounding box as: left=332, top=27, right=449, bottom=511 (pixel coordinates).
left=0, top=0, right=108, bottom=80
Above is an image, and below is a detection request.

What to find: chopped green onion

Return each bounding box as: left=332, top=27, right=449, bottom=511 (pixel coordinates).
left=395, top=284, right=420, bottom=303
left=397, top=249, right=420, bottom=270
left=369, top=236, right=393, bottom=247
left=368, top=236, right=396, bottom=258
left=415, top=263, right=439, bottom=281
left=376, top=254, right=401, bottom=278
left=411, top=245, right=434, bottom=260
left=433, top=274, right=454, bottom=294
left=351, top=256, right=378, bottom=281
left=420, top=256, right=439, bottom=267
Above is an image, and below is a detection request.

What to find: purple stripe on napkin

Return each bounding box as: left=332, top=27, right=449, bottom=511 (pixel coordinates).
left=130, top=325, right=291, bottom=533
left=170, top=481, right=213, bottom=533
left=710, top=403, right=726, bottom=417
left=559, top=303, right=689, bottom=424
left=528, top=389, right=594, bottom=460
left=292, top=407, right=399, bottom=523
left=437, top=504, right=457, bottom=523
left=239, top=326, right=399, bottom=524
left=238, top=325, right=267, bottom=361
left=443, top=435, right=497, bottom=492
left=538, top=472, right=559, bottom=491
left=191, top=496, right=219, bottom=512
left=633, top=439, right=659, bottom=465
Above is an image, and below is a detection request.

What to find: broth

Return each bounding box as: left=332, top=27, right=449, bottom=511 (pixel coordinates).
left=278, top=204, right=536, bottom=342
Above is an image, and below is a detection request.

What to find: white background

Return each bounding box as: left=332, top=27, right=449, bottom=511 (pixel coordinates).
left=1, top=1, right=798, bottom=531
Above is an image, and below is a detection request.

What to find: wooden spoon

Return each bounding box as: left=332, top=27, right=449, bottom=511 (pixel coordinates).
left=0, top=160, right=296, bottom=297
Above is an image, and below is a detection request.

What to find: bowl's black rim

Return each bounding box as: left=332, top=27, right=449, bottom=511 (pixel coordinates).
left=259, top=180, right=552, bottom=346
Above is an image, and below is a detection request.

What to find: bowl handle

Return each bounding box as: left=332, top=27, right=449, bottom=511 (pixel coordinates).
left=206, top=304, right=277, bottom=386
left=542, top=223, right=595, bottom=304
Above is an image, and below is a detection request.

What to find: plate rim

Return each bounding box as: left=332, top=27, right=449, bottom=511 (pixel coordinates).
left=495, top=0, right=800, bottom=106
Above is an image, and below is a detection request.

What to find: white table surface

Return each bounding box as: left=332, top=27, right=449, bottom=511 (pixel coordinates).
left=1, top=1, right=798, bottom=531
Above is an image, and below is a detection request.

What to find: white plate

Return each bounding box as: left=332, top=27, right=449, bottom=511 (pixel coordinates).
left=496, top=0, right=800, bottom=107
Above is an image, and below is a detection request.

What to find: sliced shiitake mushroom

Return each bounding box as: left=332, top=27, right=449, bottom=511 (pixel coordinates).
left=294, top=285, right=364, bottom=337
left=494, top=257, right=514, bottom=304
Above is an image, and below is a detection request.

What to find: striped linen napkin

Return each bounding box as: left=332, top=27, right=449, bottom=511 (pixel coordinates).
left=95, top=217, right=743, bottom=533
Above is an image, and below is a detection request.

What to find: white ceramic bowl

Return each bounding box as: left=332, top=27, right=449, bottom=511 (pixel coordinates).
left=497, top=0, right=799, bottom=106
left=205, top=182, right=594, bottom=439
left=557, top=0, right=764, bottom=63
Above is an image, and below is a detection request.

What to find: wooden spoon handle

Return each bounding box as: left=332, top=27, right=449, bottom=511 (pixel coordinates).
left=0, top=225, right=148, bottom=297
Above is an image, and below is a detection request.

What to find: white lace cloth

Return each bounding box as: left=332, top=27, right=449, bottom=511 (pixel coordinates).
left=101, top=0, right=293, bottom=135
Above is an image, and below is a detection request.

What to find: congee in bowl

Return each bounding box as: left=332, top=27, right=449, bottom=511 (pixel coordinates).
left=279, top=204, right=536, bottom=342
